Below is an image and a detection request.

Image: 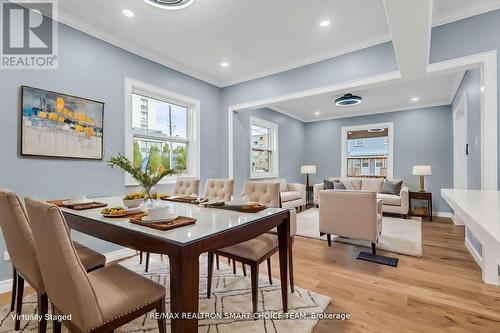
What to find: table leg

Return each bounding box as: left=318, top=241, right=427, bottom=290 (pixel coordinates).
left=277, top=213, right=290, bottom=312
left=169, top=249, right=200, bottom=333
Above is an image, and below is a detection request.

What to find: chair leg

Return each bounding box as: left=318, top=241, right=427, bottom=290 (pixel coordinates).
left=52, top=304, right=61, bottom=333
left=37, top=292, right=48, bottom=333
left=207, top=252, right=214, bottom=299
left=242, top=262, right=247, bottom=276
left=250, top=263, right=259, bottom=313
left=327, top=234, right=332, bottom=247
left=14, top=274, right=24, bottom=330
left=289, top=238, right=295, bottom=293
left=371, top=243, right=376, bottom=255
left=156, top=297, right=166, bottom=333
left=145, top=252, right=150, bottom=272
left=267, top=258, right=272, bottom=285
left=139, top=251, right=143, bottom=264
left=232, top=260, right=236, bottom=274
left=10, top=267, right=16, bottom=312
left=216, top=254, right=220, bottom=270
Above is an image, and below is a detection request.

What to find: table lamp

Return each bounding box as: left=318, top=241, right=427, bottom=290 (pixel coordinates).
left=301, top=165, right=317, bottom=187
left=413, top=165, right=432, bottom=192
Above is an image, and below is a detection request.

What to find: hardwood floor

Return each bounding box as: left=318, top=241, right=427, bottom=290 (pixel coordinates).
left=1, top=217, right=499, bottom=332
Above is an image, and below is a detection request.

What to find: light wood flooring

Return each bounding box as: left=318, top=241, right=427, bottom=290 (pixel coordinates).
left=1, top=217, right=499, bottom=332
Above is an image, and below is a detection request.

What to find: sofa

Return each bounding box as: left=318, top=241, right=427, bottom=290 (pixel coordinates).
left=313, top=177, right=409, bottom=217
left=267, top=179, right=306, bottom=210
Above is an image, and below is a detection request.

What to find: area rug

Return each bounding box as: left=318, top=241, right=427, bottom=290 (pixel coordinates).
left=0, top=255, right=331, bottom=332
left=297, top=208, right=422, bottom=257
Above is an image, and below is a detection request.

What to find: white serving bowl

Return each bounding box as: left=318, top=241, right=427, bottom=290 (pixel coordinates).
left=122, top=198, right=144, bottom=208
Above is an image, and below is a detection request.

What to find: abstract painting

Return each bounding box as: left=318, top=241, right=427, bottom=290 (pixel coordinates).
left=21, top=86, right=104, bottom=159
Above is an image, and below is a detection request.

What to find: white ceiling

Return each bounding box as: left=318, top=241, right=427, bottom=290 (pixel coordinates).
left=57, top=0, right=500, bottom=87
left=264, top=71, right=465, bottom=122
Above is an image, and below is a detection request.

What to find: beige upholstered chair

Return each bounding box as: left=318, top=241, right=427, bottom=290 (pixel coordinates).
left=24, top=197, right=166, bottom=333
left=173, top=178, right=200, bottom=196
left=319, top=190, right=382, bottom=254
left=202, top=179, right=234, bottom=201
left=0, top=189, right=106, bottom=332
left=207, top=181, right=296, bottom=313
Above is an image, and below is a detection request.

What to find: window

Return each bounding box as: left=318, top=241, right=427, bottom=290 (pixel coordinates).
left=342, top=123, right=393, bottom=179
left=250, top=117, right=278, bottom=178
left=125, top=78, right=200, bottom=185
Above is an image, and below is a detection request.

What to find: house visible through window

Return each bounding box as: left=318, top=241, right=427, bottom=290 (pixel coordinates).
left=250, top=117, right=278, bottom=178
left=346, top=127, right=389, bottom=177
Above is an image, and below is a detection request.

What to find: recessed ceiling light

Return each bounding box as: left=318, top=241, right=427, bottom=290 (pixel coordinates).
left=481, top=86, right=485, bottom=92
left=122, top=9, right=134, bottom=17
left=411, top=97, right=419, bottom=102
left=220, top=62, right=229, bottom=68
left=320, top=20, right=331, bottom=28
left=144, top=0, right=194, bottom=10
left=314, top=111, right=321, bottom=115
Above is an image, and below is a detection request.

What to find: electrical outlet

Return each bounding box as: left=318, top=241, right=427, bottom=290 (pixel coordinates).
left=4, top=251, right=10, bottom=261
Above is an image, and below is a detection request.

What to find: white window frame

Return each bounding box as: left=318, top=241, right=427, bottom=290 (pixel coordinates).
left=341, top=122, right=394, bottom=179
left=124, top=77, right=200, bottom=186
left=250, top=116, right=278, bottom=179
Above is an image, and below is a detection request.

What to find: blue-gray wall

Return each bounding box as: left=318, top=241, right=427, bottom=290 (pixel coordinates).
left=233, top=108, right=305, bottom=192
left=0, top=20, right=223, bottom=279
left=431, top=9, right=500, bottom=189
left=304, top=106, right=453, bottom=213
left=452, top=69, right=482, bottom=190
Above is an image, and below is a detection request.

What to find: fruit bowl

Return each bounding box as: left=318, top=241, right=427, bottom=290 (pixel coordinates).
left=122, top=198, right=143, bottom=208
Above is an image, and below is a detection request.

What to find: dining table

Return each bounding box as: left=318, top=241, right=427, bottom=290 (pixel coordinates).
left=60, top=196, right=291, bottom=333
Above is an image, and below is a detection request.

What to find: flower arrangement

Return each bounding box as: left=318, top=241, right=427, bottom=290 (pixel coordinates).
left=108, top=154, right=176, bottom=201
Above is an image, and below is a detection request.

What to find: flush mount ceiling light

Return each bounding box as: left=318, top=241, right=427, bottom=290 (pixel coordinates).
left=411, top=97, right=419, bottom=102
left=335, top=93, right=362, bottom=106
left=144, top=0, right=194, bottom=10
left=122, top=9, right=134, bottom=17
left=220, top=62, right=229, bottom=68
left=314, top=111, right=321, bottom=115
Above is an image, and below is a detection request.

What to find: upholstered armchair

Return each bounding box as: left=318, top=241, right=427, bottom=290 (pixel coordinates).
left=319, top=190, right=382, bottom=254
left=202, top=179, right=234, bottom=201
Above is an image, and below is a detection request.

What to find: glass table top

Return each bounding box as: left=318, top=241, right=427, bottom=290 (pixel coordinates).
left=60, top=196, right=288, bottom=244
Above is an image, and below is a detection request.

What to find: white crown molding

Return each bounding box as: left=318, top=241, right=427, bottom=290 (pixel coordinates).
left=432, top=2, right=500, bottom=27
left=56, top=9, right=222, bottom=87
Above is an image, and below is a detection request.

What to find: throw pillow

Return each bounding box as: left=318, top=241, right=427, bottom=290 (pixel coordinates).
left=333, top=182, right=346, bottom=190
left=381, top=179, right=403, bottom=196
left=341, top=179, right=355, bottom=191
left=324, top=180, right=335, bottom=189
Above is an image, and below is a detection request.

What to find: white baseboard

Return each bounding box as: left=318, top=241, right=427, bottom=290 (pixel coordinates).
left=0, top=248, right=138, bottom=294
left=434, top=211, right=453, bottom=218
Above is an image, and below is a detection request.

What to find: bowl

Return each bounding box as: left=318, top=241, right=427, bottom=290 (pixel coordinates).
left=122, top=198, right=143, bottom=208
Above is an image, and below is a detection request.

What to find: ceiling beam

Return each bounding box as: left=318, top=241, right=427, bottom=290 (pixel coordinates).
left=383, top=0, right=433, bottom=79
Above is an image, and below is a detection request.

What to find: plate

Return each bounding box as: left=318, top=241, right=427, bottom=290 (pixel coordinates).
left=101, top=212, right=128, bottom=218
left=141, top=215, right=179, bottom=223
left=63, top=199, right=93, bottom=205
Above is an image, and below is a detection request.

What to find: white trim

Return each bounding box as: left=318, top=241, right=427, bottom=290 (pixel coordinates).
left=250, top=116, right=279, bottom=179
left=432, top=3, right=500, bottom=28
left=266, top=106, right=307, bottom=122
left=227, top=71, right=402, bottom=178
left=434, top=211, right=454, bottom=218
left=124, top=77, right=201, bottom=186
left=340, top=122, right=394, bottom=179
left=0, top=248, right=137, bottom=293
left=428, top=50, right=498, bottom=190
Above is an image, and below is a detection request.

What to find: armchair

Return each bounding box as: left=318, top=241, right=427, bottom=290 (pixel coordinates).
left=319, top=190, right=382, bottom=254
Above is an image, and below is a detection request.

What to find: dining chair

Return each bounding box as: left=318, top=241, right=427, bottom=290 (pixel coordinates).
left=202, top=179, right=234, bottom=201
left=207, top=181, right=296, bottom=313
left=140, top=178, right=201, bottom=271
left=173, top=178, right=200, bottom=196
left=24, top=197, right=167, bottom=333
left=0, top=189, right=106, bottom=332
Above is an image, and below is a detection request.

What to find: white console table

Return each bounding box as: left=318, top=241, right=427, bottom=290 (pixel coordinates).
left=441, top=189, right=500, bottom=285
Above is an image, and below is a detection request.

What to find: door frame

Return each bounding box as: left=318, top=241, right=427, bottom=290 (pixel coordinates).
left=453, top=93, right=468, bottom=189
